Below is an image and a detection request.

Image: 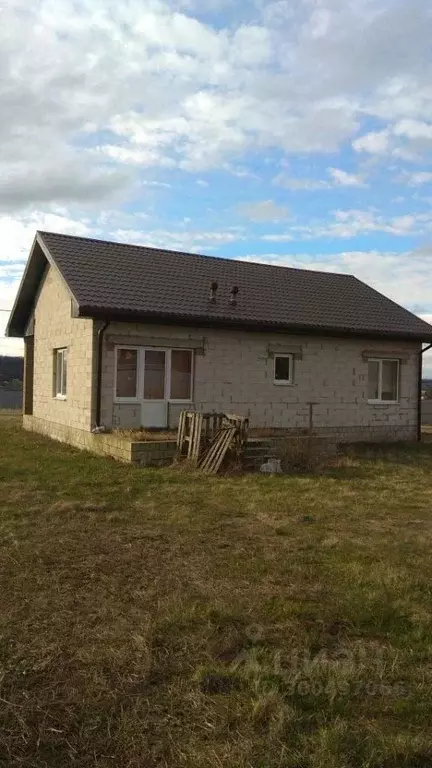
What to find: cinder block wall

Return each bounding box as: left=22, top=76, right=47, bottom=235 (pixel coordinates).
left=422, top=400, right=432, bottom=425
left=101, top=322, right=420, bottom=441
left=32, top=266, right=95, bottom=430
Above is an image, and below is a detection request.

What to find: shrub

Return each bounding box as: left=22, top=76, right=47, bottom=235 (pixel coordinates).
left=278, top=436, right=325, bottom=474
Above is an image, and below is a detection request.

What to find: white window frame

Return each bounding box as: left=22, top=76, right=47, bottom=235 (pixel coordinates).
left=168, top=348, right=194, bottom=403
left=367, top=358, right=400, bottom=404
left=54, top=348, right=67, bottom=400
left=113, top=346, right=194, bottom=404
left=273, top=354, right=293, bottom=386
left=114, top=346, right=140, bottom=403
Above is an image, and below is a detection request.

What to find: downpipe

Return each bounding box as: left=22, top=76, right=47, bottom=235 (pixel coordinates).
left=93, top=320, right=110, bottom=432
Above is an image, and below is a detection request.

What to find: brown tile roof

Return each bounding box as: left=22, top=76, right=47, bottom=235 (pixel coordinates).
left=8, top=230, right=432, bottom=341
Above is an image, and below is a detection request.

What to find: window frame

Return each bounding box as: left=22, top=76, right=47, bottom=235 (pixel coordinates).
left=273, top=353, right=294, bottom=386
left=54, top=347, right=68, bottom=400
left=367, top=357, right=400, bottom=404
left=113, top=346, right=194, bottom=404
left=114, top=346, right=140, bottom=403
left=168, top=348, right=194, bottom=403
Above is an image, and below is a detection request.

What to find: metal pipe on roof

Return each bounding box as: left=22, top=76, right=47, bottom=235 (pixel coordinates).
left=209, top=281, right=218, bottom=303
left=230, top=286, right=239, bottom=306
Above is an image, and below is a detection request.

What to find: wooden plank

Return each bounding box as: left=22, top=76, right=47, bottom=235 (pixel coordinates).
left=198, top=431, right=220, bottom=471
left=198, top=427, right=224, bottom=470
left=199, top=426, right=236, bottom=474
left=184, top=412, right=194, bottom=455
left=209, top=427, right=236, bottom=474
left=177, top=410, right=186, bottom=455
left=187, top=412, right=196, bottom=459
left=185, top=411, right=203, bottom=463
left=188, top=412, right=198, bottom=461
left=191, top=413, right=203, bottom=462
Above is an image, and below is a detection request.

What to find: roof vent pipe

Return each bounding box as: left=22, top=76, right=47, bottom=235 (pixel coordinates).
left=230, top=286, right=239, bottom=306
left=209, top=280, right=218, bottom=303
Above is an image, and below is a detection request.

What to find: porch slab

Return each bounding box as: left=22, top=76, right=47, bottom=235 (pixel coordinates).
left=23, top=415, right=176, bottom=467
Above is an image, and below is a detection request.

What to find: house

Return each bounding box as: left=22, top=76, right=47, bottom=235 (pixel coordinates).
left=6, top=230, right=432, bottom=449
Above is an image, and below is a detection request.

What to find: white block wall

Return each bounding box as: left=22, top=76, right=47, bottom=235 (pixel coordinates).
left=101, top=322, right=420, bottom=441
left=32, top=265, right=95, bottom=430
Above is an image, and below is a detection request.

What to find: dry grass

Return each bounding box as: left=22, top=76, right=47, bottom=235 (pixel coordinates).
left=1, top=411, right=432, bottom=767
left=114, top=427, right=177, bottom=442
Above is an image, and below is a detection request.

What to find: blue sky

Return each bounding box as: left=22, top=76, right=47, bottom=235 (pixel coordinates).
left=0, top=0, right=431, bottom=373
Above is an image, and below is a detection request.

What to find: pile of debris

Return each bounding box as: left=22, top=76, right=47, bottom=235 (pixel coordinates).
left=176, top=411, right=249, bottom=474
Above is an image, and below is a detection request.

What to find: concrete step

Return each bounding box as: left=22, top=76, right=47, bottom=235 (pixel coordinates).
left=243, top=441, right=280, bottom=470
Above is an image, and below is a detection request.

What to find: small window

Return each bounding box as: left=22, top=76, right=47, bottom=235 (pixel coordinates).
left=274, top=354, right=293, bottom=385
left=116, top=348, right=138, bottom=398
left=170, top=350, right=193, bottom=400
left=54, top=348, right=67, bottom=398
left=368, top=359, right=399, bottom=403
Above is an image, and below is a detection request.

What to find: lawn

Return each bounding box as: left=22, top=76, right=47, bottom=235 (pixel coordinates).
left=1, top=413, right=432, bottom=768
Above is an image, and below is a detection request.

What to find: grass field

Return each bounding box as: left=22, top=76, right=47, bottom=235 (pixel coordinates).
left=1, top=413, right=432, bottom=767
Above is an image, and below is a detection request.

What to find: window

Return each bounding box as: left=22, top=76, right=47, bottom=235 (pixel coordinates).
left=170, top=350, right=192, bottom=400
left=114, top=347, right=194, bottom=402
left=54, top=348, right=67, bottom=398
left=274, top=354, right=293, bottom=385
left=116, top=348, right=138, bottom=398
left=368, top=358, right=399, bottom=403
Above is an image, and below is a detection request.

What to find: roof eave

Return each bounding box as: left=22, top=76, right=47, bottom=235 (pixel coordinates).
left=6, top=232, right=81, bottom=338
left=78, top=306, right=432, bottom=343
left=6, top=234, right=42, bottom=338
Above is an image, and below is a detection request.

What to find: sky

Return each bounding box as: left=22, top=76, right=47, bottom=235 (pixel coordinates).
left=0, top=0, right=431, bottom=374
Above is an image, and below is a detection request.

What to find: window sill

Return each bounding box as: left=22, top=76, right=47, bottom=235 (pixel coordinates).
left=55, top=395, right=67, bottom=401
left=368, top=400, right=399, bottom=406
left=274, top=380, right=294, bottom=386
left=114, top=399, right=193, bottom=405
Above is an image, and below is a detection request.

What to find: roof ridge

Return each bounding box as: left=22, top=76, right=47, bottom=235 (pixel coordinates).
left=37, top=230, right=356, bottom=281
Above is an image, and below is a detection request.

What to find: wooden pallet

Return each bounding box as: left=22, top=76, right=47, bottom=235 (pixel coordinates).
left=176, top=411, right=203, bottom=463
left=198, top=426, right=237, bottom=474
left=177, top=411, right=249, bottom=473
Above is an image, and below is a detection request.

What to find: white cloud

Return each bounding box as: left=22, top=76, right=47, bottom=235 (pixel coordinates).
left=353, top=119, right=432, bottom=163
left=2, top=0, right=430, bottom=198
left=0, top=213, right=92, bottom=263
left=2, top=0, right=432, bottom=362
left=273, top=174, right=330, bottom=191
left=261, top=233, right=294, bottom=242
left=352, top=130, right=390, bottom=155
left=399, top=171, right=432, bottom=186
left=328, top=167, right=366, bottom=187
left=237, top=199, right=290, bottom=222
left=273, top=167, right=367, bottom=190
left=261, top=208, right=432, bottom=241
left=113, top=227, right=244, bottom=252
left=393, top=119, right=432, bottom=140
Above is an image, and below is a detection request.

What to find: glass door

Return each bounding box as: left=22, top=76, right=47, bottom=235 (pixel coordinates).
left=141, top=350, right=168, bottom=427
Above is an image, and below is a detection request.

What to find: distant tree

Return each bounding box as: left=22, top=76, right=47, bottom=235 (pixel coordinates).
left=6, top=378, right=23, bottom=391
left=0, top=356, right=24, bottom=385
left=425, top=388, right=432, bottom=400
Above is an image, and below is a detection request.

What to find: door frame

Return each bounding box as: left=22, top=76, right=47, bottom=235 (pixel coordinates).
left=113, top=345, right=194, bottom=427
